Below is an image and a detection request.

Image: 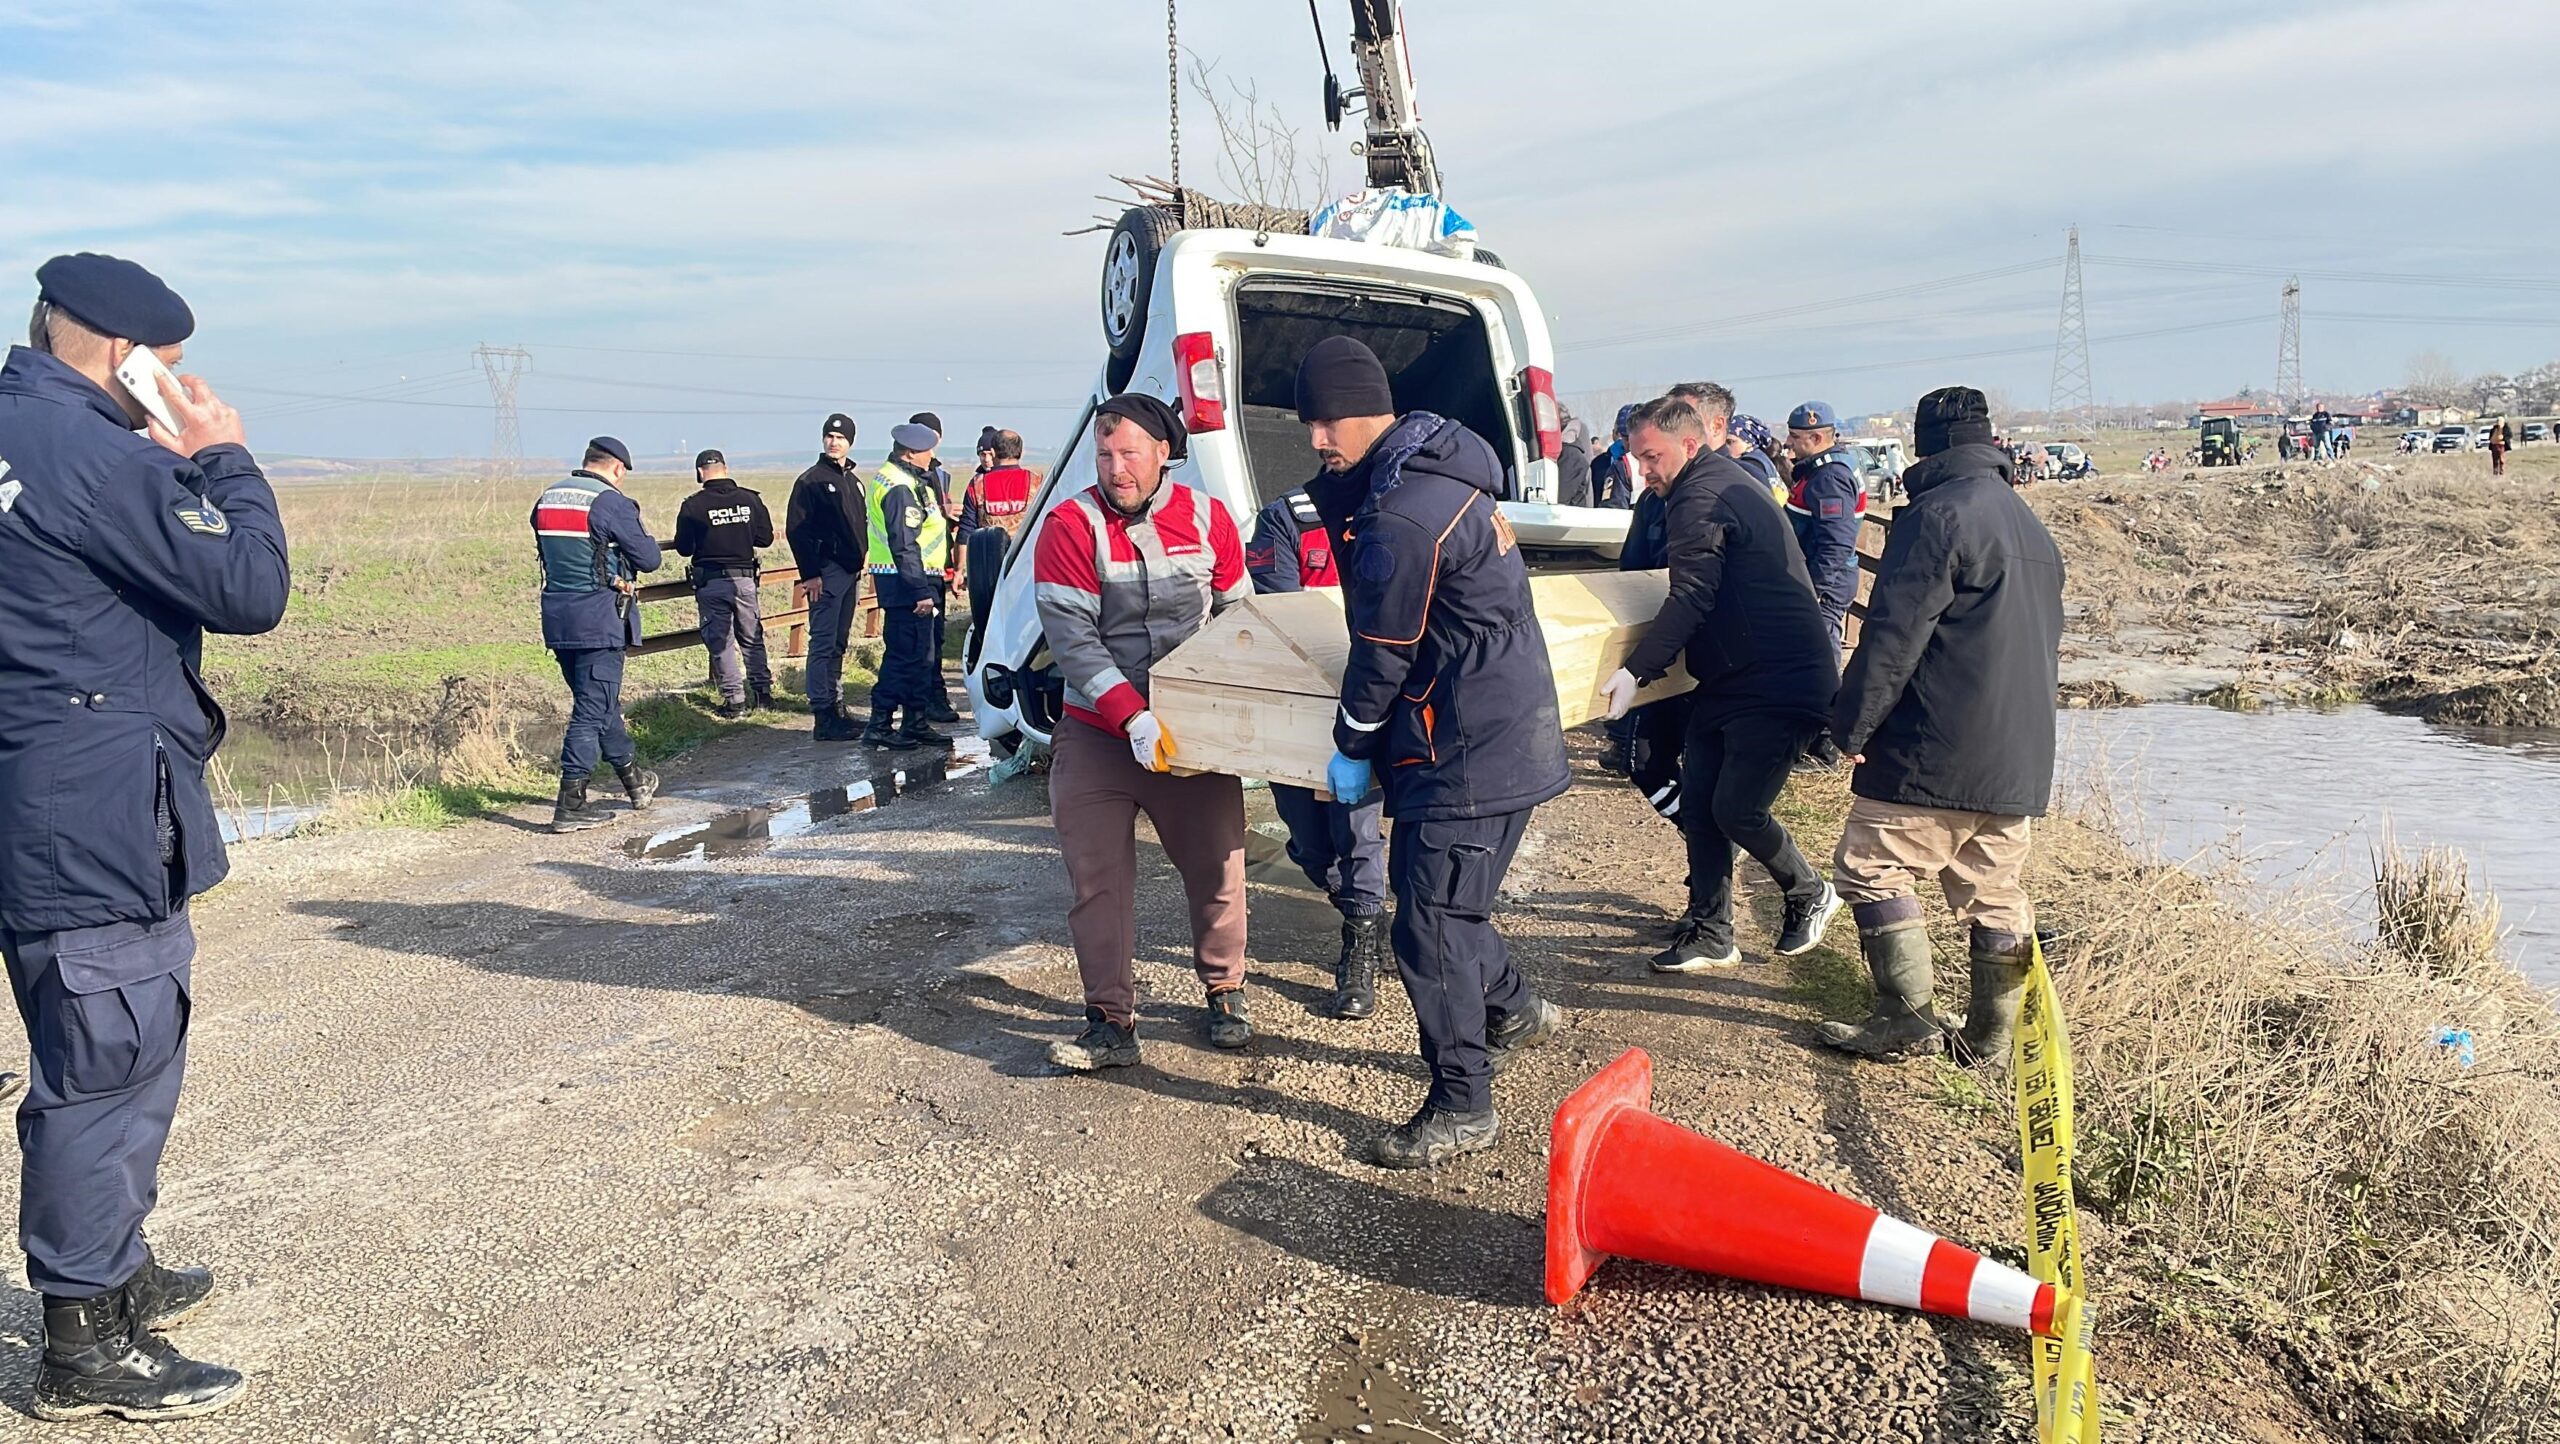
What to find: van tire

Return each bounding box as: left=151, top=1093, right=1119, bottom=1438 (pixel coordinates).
left=1472, top=247, right=1506, bottom=270
left=1102, top=206, right=1181, bottom=382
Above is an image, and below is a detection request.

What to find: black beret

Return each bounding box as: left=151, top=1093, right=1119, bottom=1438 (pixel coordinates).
left=36, top=253, right=194, bottom=346
left=1094, top=393, right=1188, bottom=460
left=1294, top=336, right=1396, bottom=423
left=587, top=436, right=634, bottom=470
left=823, top=413, right=856, bottom=439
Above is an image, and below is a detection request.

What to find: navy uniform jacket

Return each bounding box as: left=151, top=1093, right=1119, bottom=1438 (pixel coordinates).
left=1624, top=448, right=1838, bottom=725
left=1786, top=448, right=1863, bottom=613
left=533, top=472, right=660, bottom=650
left=1307, top=412, right=1569, bottom=823
left=0, top=347, right=291, bottom=933
left=1244, top=489, right=1340, bottom=594
left=871, top=464, right=937, bottom=607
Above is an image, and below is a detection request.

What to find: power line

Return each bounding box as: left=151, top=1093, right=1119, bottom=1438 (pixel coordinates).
left=1558, top=259, right=2058, bottom=354
left=1582, top=315, right=2267, bottom=396
left=223, top=382, right=1084, bottom=416
left=474, top=345, right=531, bottom=482
left=2087, top=253, right=2560, bottom=293
left=526, top=341, right=1084, bottom=368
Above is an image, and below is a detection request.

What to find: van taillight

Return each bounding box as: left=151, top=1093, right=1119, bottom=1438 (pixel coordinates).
left=1174, top=332, right=1226, bottom=433
left=1522, top=365, right=1562, bottom=461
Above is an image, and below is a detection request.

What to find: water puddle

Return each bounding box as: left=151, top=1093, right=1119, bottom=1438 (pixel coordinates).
left=2060, top=703, right=2560, bottom=988
left=624, top=739, right=991, bottom=864
left=1300, top=1323, right=1453, bottom=1444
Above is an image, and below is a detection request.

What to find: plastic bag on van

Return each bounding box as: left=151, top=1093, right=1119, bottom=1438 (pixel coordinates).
left=1310, top=188, right=1478, bottom=258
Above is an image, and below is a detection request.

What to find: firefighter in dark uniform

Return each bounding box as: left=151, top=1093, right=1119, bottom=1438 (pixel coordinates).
left=863, top=422, right=952, bottom=751
left=0, top=254, right=291, bottom=1420
left=533, top=436, right=663, bottom=832
left=1246, top=486, right=1390, bottom=1019
left=1783, top=400, right=1865, bottom=654
left=672, top=448, right=775, bottom=719
left=1297, top=337, right=1568, bottom=1170
left=786, top=413, right=869, bottom=741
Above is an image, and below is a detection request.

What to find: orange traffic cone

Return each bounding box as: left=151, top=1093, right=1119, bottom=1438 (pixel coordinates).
left=1546, top=1048, right=2056, bottom=1336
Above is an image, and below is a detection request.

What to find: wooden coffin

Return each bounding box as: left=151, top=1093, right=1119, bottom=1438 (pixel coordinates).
left=1149, top=570, right=1695, bottom=790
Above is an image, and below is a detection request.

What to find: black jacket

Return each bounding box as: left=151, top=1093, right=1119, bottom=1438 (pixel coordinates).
left=1833, top=442, right=2064, bottom=816
left=785, top=455, right=866, bottom=578
left=674, top=477, right=774, bottom=574
left=0, top=348, right=291, bottom=932
left=1620, top=486, right=1669, bottom=572
left=1624, top=448, right=1836, bottom=723
left=1309, top=412, right=1569, bottom=823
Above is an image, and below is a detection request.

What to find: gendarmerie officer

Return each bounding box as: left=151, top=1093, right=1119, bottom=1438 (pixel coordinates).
left=785, top=413, right=867, bottom=741
left=1783, top=400, right=1865, bottom=653
left=1298, top=337, right=1567, bottom=1170
left=0, top=253, right=289, bottom=1420
left=673, top=448, right=775, bottom=719
left=532, top=436, right=663, bottom=832
left=1245, top=485, right=1389, bottom=1019
left=862, top=422, right=952, bottom=751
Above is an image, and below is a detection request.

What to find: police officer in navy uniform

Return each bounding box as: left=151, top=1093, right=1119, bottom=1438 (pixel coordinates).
left=1297, top=337, right=1568, bottom=1170
left=0, top=254, right=290, bottom=1420
left=672, top=448, right=776, bottom=719
left=904, top=411, right=964, bottom=724
left=862, top=422, right=953, bottom=751
left=1783, top=400, right=1865, bottom=654
left=1246, top=486, right=1390, bottom=1019
left=532, top=436, right=663, bottom=832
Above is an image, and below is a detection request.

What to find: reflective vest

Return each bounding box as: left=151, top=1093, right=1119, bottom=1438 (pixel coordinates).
left=532, top=470, right=617, bottom=593
left=865, top=460, right=948, bottom=575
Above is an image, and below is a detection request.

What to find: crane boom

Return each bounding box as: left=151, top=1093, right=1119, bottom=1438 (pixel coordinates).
left=1344, top=0, right=1440, bottom=194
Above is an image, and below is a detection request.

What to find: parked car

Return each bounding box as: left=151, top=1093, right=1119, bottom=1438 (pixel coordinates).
left=2398, top=429, right=2430, bottom=454
left=2039, top=442, right=2096, bottom=480
left=2433, top=425, right=2473, bottom=453
left=1839, top=437, right=1908, bottom=501
left=2524, top=422, right=2549, bottom=445
left=966, top=220, right=1614, bottom=756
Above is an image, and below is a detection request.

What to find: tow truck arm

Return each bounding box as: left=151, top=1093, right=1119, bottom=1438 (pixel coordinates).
left=1328, top=0, right=1442, bottom=195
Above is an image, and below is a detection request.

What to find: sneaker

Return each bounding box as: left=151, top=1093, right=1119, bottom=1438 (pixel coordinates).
left=1775, top=882, right=1844, bottom=957
left=1486, top=997, right=1563, bottom=1076
left=1049, top=1008, right=1139, bottom=1071
left=1204, top=988, right=1252, bottom=1049
left=1650, top=917, right=1740, bottom=973
left=1371, top=1105, right=1500, bottom=1170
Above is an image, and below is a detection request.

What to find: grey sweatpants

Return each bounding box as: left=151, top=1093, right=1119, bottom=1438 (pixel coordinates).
left=693, top=574, right=772, bottom=704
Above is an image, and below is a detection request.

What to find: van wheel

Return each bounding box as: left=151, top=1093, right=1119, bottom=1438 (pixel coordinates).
left=1102, top=206, right=1180, bottom=372
left=1472, top=246, right=1506, bottom=270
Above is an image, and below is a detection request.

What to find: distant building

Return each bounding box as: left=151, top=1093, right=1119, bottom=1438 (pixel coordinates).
left=2191, top=397, right=2283, bottom=427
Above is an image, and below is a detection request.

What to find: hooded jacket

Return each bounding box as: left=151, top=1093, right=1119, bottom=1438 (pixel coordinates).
left=1308, top=412, right=1568, bottom=823
left=1623, top=447, right=1837, bottom=724
left=1832, top=441, right=2065, bottom=816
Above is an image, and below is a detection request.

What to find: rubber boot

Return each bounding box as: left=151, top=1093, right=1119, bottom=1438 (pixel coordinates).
left=33, top=1286, right=245, bottom=1422
left=548, top=777, right=613, bottom=834
left=614, top=761, right=659, bottom=809
left=1951, top=927, right=2033, bottom=1066
left=1327, top=915, right=1385, bottom=1020
left=1814, top=924, right=1947, bottom=1061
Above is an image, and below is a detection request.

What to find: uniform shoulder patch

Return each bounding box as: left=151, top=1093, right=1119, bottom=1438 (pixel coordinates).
left=1489, top=507, right=1519, bottom=556
left=1355, top=541, right=1397, bottom=584
left=174, top=500, right=230, bottom=536
left=902, top=504, right=926, bottom=527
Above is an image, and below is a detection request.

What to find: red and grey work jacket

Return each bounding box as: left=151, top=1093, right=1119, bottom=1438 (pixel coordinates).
left=1031, top=480, right=1249, bottom=735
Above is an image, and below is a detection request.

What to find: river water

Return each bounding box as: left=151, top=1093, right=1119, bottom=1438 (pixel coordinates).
left=2057, top=703, right=2560, bottom=989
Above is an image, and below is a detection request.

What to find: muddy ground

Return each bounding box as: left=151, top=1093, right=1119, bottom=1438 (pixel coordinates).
left=0, top=719, right=2329, bottom=1443
left=2032, top=450, right=2560, bottom=722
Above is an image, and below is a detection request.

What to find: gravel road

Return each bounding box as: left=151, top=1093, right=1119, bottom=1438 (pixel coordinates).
left=0, top=724, right=2327, bottom=1442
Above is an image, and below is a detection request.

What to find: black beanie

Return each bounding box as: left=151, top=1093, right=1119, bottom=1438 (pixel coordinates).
left=1913, top=386, right=1995, bottom=457
left=1294, top=336, right=1396, bottom=423
left=1094, top=392, right=1189, bottom=460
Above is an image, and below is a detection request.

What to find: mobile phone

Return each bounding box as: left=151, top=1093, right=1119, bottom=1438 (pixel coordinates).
left=112, top=347, right=185, bottom=435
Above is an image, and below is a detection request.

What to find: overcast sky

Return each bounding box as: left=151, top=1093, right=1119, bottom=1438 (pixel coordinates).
left=7, top=0, right=2558, bottom=464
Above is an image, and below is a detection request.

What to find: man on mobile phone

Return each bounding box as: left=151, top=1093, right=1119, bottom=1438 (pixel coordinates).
left=0, top=253, right=290, bottom=1420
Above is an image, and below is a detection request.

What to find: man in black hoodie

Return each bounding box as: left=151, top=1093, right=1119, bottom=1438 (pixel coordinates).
left=785, top=413, right=868, bottom=740
left=1300, top=336, right=1567, bottom=1171
left=1604, top=392, right=1843, bottom=972
left=1818, top=386, right=2064, bottom=1067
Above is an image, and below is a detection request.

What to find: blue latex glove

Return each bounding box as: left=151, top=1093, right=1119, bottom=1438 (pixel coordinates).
left=1326, top=751, right=1374, bottom=806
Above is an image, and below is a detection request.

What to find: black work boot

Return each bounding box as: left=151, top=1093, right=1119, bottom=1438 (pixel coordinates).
left=1950, top=927, right=2034, bottom=1067
left=1049, top=1007, right=1140, bottom=1071
left=1487, top=997, right=1564, bottom=1075
left=613, top=761, right=659, bottom=809
left=1326, top=915, right=1386, bottom=1019
left=750, top=682, right=776, bottom=712
left=1650, top=915, right=1740, bottom=973
left=898, top=712, right=953, bottom=752
left=1372, top=1105, right=1500, bottom=1170
left=1595, top=738, right=1631, bottom=776
left=1775, top=880, right=1845, bottom=957
left=127, top=1253, right=214, bottom=1331
left=33, top=1287, right=245, bottom=1422
left=1204, top=987, right=1252, bottom=1049
left=922, top=693, right=962, bottom=725
left=813, top=705, right=860, bottom=742
left=548, top=777, right=613, bottom=834
left=714, top=698, right=749, bottom=721
left=858, top=708, right=900, bottom=749
left=1815, top=924, right=1948, bottom=1062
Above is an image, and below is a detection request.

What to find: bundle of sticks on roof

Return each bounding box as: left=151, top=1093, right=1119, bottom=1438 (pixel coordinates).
left=1068, top=175, right=1312, bottom=237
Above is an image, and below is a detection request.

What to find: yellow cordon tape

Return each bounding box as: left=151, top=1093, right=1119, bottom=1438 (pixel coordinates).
left=2016, top=935, right=2101, bottom=1442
